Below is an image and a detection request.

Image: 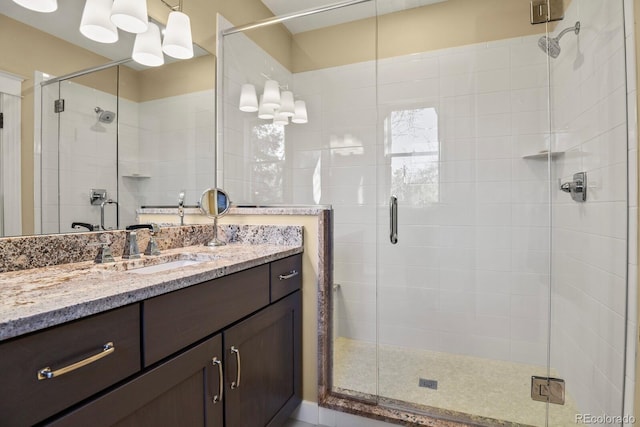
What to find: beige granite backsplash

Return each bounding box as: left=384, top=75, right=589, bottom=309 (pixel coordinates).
left=0, top=224, right=303, bottom=273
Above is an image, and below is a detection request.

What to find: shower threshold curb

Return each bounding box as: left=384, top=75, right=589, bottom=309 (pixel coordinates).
left=320, top=391, right=535, bottom=427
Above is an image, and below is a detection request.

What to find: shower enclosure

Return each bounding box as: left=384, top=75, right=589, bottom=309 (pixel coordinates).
left=36, top=59, right=216, bottom=234
left=219, top=0, right=636, bottom=425
left=39, top=65, right=121, bottom=234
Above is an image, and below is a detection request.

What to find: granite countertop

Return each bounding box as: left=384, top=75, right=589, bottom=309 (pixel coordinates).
left=0, top=243, right=303, bottom=342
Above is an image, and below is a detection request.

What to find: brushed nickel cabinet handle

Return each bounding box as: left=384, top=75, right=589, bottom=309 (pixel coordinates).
left=230, top=346, right=241, bottom=389
left=211, top=357, right=223, bottom=403
left=279, top=270, right=299, bottom=280
left=37, top=342, right=115, bottom=380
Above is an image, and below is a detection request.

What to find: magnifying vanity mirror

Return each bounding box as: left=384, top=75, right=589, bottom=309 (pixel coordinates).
left=199, top=188, right=231, bottom=246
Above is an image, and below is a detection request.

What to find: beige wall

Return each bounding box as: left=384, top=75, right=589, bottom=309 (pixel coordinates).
left=138, top=55, right=216, bottom=102
left=292, top=0, right=546, bottom=72
left=138, top=212, right=320, bottom=403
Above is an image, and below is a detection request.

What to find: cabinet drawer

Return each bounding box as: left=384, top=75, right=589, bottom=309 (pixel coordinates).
left=0, top=304, right=141, bottom=427
left=270, top=254, right=302, bottom=302
left=47, top=335, right=223, bottom=427
left=143, top=264, right=270, bottom=366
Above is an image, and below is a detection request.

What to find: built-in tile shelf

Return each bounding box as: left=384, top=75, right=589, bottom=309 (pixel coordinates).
left=122, top=174, right=151, bottom=179
left=521, top=151, right=565, bottom=160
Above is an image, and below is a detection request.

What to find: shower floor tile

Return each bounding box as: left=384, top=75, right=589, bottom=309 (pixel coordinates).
left=333, top=337, right=578, bottom=426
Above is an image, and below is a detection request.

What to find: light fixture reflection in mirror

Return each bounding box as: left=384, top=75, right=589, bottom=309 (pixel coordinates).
left=80, top=0, right=119, bottom=43
left=199, top=188, right=231, bottom=247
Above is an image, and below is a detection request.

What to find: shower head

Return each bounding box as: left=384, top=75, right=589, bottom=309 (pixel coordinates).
left=538, top=21, right=580, bottom=59
left=94, top=106, right=116, bottom=124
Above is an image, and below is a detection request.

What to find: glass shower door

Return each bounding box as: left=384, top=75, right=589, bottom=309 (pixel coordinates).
left=374, top=0, right=555, bottom=424
left=57, top=67, right=119, bottom=233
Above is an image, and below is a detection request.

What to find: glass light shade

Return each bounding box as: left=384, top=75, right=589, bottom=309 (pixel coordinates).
left=80, top=0, right=118, bottom=44
left=279, top=91, right=295, bottom=117
left=162, top=11, right=194, bottom=59
left=273, top=111, right=289, bottom=126
left=292, top=100, right=308, bottom=124
left=239, top=84, right=259, bottom=112
left=132, top=23, right=164, bottom=67
left=12, top=0, right=57, bottom=12
left=262, top=80, right=281, bottom=110
left=111, top=0, right=148, bottom=34
left=258, top=96, right=275, bottom=120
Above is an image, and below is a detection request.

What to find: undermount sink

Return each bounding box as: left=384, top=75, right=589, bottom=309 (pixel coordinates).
left=91, top=249, right=228, bottom=274
left=127, top=259, right=205, bottom=275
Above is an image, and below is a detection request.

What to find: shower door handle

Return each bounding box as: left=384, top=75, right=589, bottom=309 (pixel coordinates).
left=390, top=195, right=398, bottom=244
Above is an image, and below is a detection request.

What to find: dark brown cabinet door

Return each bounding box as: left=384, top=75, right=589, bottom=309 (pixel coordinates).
left=47, top=335, right=224, bottom=427
left=224, top=291, right=302, bottom=427
left=0, top=304, right=140, bottom=427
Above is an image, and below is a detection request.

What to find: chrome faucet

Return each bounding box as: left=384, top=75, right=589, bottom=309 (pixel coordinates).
left=178, top=190, right=185, bottom=226
left=100, top=199, right=118, bottom=230
left=123, top=224, right=161, bottom=259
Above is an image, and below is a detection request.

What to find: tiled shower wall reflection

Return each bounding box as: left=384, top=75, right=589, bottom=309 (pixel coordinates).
left=41, top=80, right=214, bottom=233
left=41, top=80, right=120, bottom=233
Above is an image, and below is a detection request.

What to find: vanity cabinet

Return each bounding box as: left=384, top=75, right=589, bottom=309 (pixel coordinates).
left=47, top=335, right=224, bottom=427
left=0, top=304, right=141, bottom=427
left=143, top=264, right=270, bottom=366
left=224, top=292, right=301, bottom=427
left=0, top=253, right=302, bottom=427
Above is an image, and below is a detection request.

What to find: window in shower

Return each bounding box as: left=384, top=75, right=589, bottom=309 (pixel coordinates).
left=249, top=121, right=286, bottom=203
left=385, top=107, right=439, bottom=204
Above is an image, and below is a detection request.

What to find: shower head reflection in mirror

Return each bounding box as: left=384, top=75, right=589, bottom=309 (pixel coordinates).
left=95, top=106, right=115, bottom=123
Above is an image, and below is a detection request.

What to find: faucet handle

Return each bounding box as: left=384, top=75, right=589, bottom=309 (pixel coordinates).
left=144, top=235, right=161, bottom=256
left=89, top=242, right=115, bottom=264
left=125, top=223, right=160, bottom=233
left=122, top=231, right=141, bottom=260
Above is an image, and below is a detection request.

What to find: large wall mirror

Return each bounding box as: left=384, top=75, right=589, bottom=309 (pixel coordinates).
left=0, top=0, right=216, bottom=237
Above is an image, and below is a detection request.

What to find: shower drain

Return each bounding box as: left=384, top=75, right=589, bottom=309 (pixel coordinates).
left=418, top=378, right=438, bottom=390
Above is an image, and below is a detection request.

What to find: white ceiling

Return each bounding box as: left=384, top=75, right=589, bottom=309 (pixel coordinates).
left=259, top=0, right=448, bottom=34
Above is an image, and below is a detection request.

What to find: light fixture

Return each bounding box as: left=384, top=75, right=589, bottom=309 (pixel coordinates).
left=279, top=91, right=295, bottom=117
left=80, top=0, right=118, bottom=44
left=292, top=100, right=308, bottom=124
left=111, top=0, right=148, bottom=34
left=162, top=11, right=193, bottom=59
left=258, top=96, right=275, bottom=120
left=273, top=110, right=289, bottom=126
left=12, top=0, right=57, bottom=13
left=239, top=84, right=259, bottom=112
left=262, top=80, right=281, bottom=110
left=132, top=22, right=164, bottom=67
